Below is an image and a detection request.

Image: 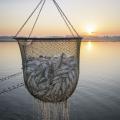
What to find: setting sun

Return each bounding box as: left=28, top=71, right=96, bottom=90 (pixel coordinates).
left=85, top=24, right=96, bottom=35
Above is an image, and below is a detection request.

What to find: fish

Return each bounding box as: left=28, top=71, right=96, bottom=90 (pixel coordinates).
left=25, top=53, right=78, bottom=101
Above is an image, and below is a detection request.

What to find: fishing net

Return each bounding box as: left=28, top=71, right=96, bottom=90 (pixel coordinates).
left=14, top=0, right=82, bottom=119
left=18, top=38, right=80, bottom=102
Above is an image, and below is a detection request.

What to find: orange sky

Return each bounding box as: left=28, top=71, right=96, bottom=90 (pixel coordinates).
left=0, top=0, right=120, bottom=36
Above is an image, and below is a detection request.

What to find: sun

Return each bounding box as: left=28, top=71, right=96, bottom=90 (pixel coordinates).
left=85, top=24, right=96, bottom=35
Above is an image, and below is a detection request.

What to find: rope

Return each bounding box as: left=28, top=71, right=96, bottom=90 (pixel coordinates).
left=53, top=0, right=80, bottom=37
left=29, top=0, right=46, bottom=38
left=0, top=72, right=23, bottom=95
left=14, top=0, right=81, bottom=38
left=0, top=82, right=24, bottom=95
left=0, top=71, right=22, bottom=82
left=53, top=0, right=74, bottom=37
left=15, top=0, right=44, bottom=37
left=52, top=0, right=81, bottom=65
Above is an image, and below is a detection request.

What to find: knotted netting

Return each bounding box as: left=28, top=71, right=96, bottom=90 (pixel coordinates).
left=17, top=37, right=81, bottom=102
left=14, top=0, right=82, bottom=103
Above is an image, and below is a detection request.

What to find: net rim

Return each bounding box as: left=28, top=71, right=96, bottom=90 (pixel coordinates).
left=13, top=36, right=82, bottom=42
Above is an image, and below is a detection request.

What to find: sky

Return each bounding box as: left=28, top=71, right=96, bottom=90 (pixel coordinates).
left=0, top=0, right=120, bottom=36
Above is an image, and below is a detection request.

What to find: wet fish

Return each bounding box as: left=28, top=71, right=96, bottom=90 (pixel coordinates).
left=25, top=53, right=78, bottom=101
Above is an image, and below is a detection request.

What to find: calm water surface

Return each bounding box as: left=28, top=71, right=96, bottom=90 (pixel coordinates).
left=0, top=41, right=120, bottom=120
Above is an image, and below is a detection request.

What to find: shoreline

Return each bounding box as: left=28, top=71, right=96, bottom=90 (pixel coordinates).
left=0, top=36, right=120, bottom=42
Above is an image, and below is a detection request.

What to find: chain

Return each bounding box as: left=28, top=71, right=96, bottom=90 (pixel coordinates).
left=0, top=82, right=24, bottom=95
left=0, top=71, right=22, bottom=82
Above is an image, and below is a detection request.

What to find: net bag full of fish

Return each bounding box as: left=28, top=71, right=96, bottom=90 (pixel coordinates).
left=18, top=38, right=81, bottom=102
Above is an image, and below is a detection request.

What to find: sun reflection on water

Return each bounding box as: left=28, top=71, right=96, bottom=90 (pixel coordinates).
left=86, top=41, right=93, bottom=51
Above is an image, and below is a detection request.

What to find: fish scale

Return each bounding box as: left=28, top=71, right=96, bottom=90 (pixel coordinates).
left=25, top=53, right=78, bottom=102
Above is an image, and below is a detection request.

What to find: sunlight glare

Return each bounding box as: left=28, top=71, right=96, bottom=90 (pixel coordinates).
left=86, top=41, right=93, bottom=50
left=85, top=24, right=96, bottom=35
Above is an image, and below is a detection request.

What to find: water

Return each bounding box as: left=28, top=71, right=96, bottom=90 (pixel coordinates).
left=0, top=41, right=120, bottom=120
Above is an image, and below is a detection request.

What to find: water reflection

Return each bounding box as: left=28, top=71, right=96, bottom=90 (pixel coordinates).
left=0, top=42, right=21, bottom=76
left=0, top=41, right=120, bottom=120
left=86, top=41, right=93, bottom=51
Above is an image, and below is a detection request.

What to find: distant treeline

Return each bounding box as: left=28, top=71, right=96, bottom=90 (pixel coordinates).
left=0, top=36, right=120, bottom=42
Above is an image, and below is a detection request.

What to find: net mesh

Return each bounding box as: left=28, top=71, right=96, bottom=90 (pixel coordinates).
left=19, top=39, right=80, bottom=102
